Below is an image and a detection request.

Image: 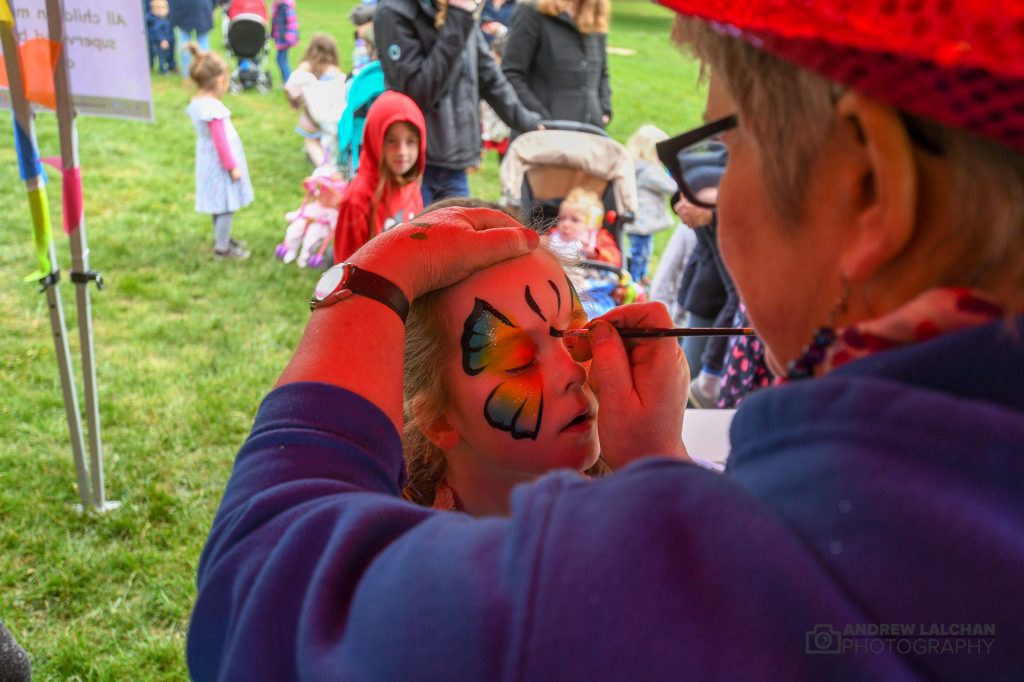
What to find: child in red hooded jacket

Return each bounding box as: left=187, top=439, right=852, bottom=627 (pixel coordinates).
left=333, top=91, right=426, bottom=262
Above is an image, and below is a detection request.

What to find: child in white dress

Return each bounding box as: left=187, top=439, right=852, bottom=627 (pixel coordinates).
left=185, top=44, right=254, bottom=259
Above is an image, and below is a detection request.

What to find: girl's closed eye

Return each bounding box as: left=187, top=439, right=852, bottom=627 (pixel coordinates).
left=505, top=356, right=538, bottom=375
left=500, top=340, right=538, bottom=375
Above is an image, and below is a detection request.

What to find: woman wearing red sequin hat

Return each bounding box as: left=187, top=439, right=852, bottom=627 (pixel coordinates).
left=188, top=3, right=1024, bottom=679
left=657, top=0, right=1024, bottom=379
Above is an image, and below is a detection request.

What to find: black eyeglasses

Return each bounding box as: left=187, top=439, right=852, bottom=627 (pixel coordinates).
left=656, top=114, right=737, bottom=209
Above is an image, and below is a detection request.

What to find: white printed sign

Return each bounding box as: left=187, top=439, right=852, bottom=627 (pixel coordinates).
left=0, top=0, right=153, bottom=120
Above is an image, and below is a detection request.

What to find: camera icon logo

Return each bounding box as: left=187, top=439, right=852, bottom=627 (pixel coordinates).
left=805, top=624, right=842, bottom=654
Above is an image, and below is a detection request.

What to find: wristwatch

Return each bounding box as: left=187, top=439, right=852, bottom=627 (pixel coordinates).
left=310, top=263, right=410, bottom=323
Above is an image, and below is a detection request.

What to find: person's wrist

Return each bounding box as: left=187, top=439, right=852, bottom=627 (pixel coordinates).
left=346, top=253, right=416, bottom=306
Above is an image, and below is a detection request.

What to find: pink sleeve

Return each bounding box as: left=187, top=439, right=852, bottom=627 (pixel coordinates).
left=208, top=118, right=237, bottom=171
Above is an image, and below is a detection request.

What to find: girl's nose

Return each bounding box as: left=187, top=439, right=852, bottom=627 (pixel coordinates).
left=561, top=333, right=592, bottom=363
left=553, top=341, right=588, bottom=392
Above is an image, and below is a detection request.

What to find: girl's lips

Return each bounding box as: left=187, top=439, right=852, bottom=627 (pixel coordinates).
left=561, top=411, right=594, bottom=433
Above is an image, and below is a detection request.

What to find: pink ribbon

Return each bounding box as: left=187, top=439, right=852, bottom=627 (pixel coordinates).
left=40, top=156, right=83, bottom=234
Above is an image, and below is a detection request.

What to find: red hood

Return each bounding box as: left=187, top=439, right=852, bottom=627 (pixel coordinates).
left=334, top=91, right=427, bottom=261
left=358, top=91, right=427, bottom=185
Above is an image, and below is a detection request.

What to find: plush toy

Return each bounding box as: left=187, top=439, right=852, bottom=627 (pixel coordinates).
left=612, top=270, right=647, bottom=305
left=275, top=169, right=346, bottom=268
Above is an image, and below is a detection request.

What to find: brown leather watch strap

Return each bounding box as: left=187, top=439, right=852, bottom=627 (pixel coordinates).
left=311, top=264, right=410, bottom=323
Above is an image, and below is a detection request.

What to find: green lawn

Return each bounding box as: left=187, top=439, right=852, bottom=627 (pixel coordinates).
left=0, top=1, right=704, bottom=678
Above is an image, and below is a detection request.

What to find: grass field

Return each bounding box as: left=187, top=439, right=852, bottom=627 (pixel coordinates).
left=0, top=2, right=704, bottom=678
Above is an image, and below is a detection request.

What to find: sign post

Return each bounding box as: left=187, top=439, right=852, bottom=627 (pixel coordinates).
left=1, top=0, right=92, bottom=509
left=0, top=0, right=148, bottom=510
left=45, top=0, right=116, bottom=510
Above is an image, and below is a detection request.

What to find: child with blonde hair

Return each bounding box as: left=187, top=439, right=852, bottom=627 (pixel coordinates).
left=185, top=44, right=253, bottom=260
left=552, top=187, right=621, bottom=266
left=625, top=124, right=678, bottom=284
left=553, top=188, right=647, bottom=315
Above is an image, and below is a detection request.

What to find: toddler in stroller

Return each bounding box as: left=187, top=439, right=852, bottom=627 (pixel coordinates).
left=224, top=0, right=273, bottom=93
left=274, top=168, right=347, bottom=268
left=500, top=122, right=643, bottom=318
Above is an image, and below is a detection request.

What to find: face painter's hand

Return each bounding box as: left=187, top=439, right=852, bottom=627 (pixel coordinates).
left=586, top=302, right=690, bottom=469
left=347, top=207, right=539, bottom=301
left=448, top=0, right=481, bottom=12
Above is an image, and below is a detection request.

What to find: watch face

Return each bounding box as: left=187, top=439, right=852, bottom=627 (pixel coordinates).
left=314, top=264, right=348, bottom=302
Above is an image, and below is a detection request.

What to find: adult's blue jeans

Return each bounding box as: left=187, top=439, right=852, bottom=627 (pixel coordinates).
left=627, top=233, right=653, bottom=283
left=421, top=165, right=469, bottom=206
left=176, top=28, right=210, bottom=76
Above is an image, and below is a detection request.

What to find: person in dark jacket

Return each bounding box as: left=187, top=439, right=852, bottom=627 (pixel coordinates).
left=674, top=176, right=725, bottom=367
left=684, top=213, right=739, bottom=407
left=501, top=0, right=611, bottom=129
left=169, top=0, right=214, bottom=75
left=374, top=0, right=543, bottom=203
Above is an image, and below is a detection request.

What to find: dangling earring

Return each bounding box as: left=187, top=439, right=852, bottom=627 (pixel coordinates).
left=785, top=277, right=852, bottom=380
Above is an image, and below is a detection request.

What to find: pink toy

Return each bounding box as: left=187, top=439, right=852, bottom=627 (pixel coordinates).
left=275, top=169, right=346, bottom=268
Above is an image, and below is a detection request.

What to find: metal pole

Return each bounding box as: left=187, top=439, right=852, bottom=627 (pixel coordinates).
left=44, top=0, right=115, bottom=511
left=1, top=6, right=92, bottom=509
left=41, top=240, right=93, bottom=510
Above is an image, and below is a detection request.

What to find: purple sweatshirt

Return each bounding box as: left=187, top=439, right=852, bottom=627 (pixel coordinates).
left=188, top=318, right=1024, bottom=680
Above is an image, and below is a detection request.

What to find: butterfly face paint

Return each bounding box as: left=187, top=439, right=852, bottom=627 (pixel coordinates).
left=548, top=276, right=593, bottom=362
left=461, top=298, right=545, bottom=440
left=442, top=250, right=600, bottom=479
left=566, top=275, right=587, bottom=327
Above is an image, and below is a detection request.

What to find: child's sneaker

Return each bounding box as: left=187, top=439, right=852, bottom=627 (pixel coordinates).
left=214, top=242, right=251, bottom=260
left=688, top=370, right=722, bottom=409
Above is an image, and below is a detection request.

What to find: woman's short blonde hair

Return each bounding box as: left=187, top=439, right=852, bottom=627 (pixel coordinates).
left=536, top=0, right=609, bottom=34
left=682, top=18, right=1024, bottom=308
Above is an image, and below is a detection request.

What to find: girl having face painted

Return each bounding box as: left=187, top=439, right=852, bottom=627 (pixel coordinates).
left=403, top=241, right=601, bottom=516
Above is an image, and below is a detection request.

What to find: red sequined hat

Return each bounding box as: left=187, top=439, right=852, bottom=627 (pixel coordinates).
left=658, top=0, right=1024, bottom=152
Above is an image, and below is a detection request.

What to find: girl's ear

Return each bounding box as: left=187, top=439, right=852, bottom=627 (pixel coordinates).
left=428, top=421, right=461, bottom=451
left=412, top=397, right=461, bottom=451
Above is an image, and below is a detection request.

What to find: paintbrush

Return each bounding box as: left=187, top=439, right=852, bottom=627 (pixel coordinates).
left=551, top=327, right=757, bottom=339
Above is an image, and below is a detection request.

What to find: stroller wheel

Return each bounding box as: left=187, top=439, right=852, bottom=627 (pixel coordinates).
left=274, top=244, right=288, bottom=259
left=256, top=71, right=272, bottom=94
left=229, top=74, right=243, bottom=94
left=307, top=254, right=322, bottom=268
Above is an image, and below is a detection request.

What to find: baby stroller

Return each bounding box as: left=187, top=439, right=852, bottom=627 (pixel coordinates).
left=500, top=121, right=640, bottom=317
left=225, top=0, right=273, bottom=93
left=274, top=168, right=347, bottom=268
left=335, top=60, right=385, bottom=180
